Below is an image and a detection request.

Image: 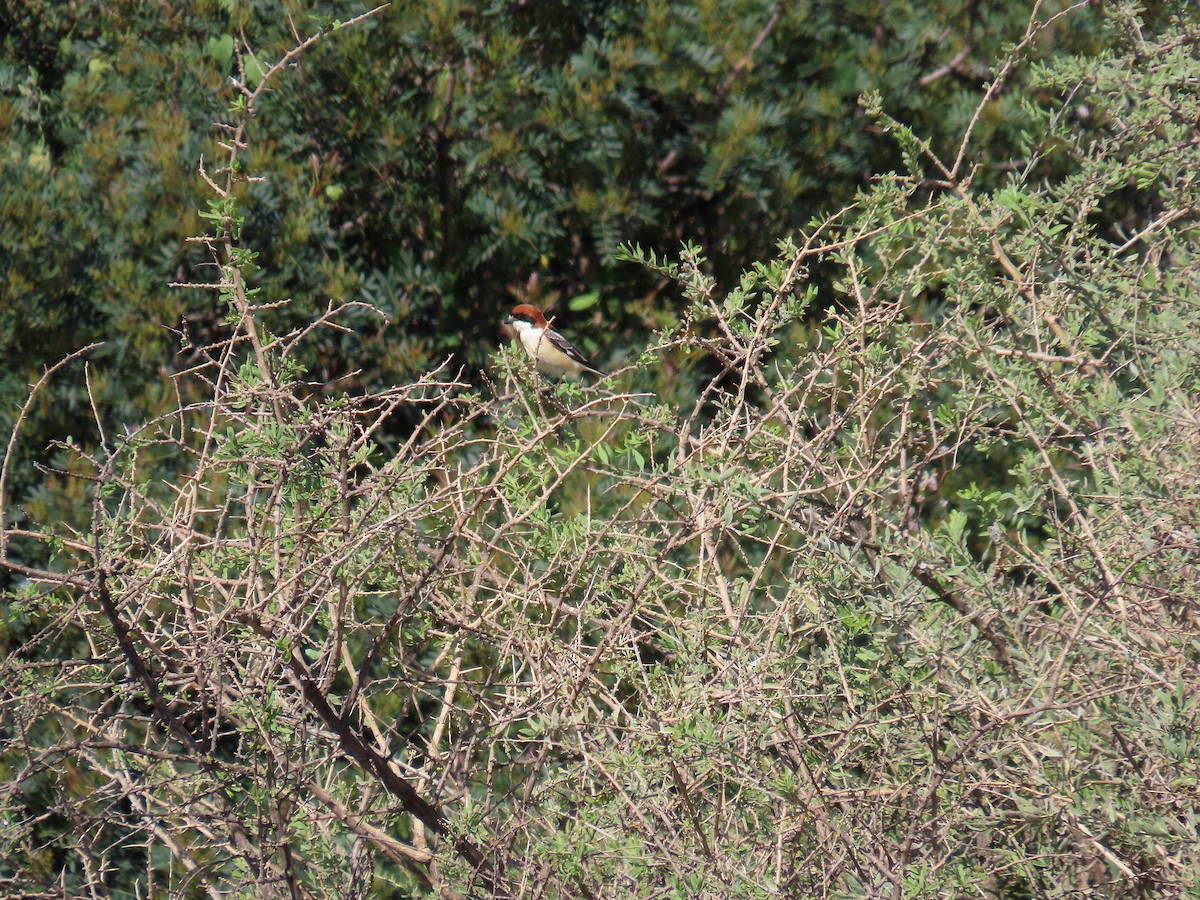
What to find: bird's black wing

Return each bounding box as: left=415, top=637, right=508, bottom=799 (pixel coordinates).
left=547, top=329, right=605, bottom=376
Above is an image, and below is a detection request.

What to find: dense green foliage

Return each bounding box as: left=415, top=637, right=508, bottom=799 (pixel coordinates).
left=4, top=1, right=1200, bottom=897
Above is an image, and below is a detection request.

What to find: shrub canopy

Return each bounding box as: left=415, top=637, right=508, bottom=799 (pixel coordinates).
left=3, top=2, right=1200, bottom=898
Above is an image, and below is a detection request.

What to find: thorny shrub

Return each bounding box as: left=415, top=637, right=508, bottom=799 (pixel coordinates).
left=3, top=5, right=1200, bottom=898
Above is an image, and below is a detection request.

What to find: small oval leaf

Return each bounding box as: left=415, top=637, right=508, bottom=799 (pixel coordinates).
left=568, top=290, right=600, bottom=311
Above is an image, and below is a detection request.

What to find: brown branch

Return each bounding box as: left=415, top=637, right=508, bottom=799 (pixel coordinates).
left=0, top=343, right=103, bottom=561
left=911, top=562, right=1017, bottom=677
left=285, top=648, right=512, bottom=897
left=716, top=2, right=783, bottom=101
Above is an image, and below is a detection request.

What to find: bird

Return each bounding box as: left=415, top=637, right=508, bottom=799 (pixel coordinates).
left=501, top=304, right=605, bottom=379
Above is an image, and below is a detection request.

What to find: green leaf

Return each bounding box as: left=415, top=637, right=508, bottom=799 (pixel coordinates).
left=206, top=33, right=235, bottom=69
left=244, top=54, right=266, bottom=87
left=568, top=290, right=601, bottom=311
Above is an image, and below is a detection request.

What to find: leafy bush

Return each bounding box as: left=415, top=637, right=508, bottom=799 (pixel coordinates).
left=3, top=3, right=1199, bottom=898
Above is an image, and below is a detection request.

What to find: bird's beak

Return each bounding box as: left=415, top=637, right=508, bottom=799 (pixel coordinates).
left=501, top=315, right=513, bottom=325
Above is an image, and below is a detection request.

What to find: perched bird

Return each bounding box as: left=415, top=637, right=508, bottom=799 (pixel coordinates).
left=501, top=304, right=605, bottom=379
